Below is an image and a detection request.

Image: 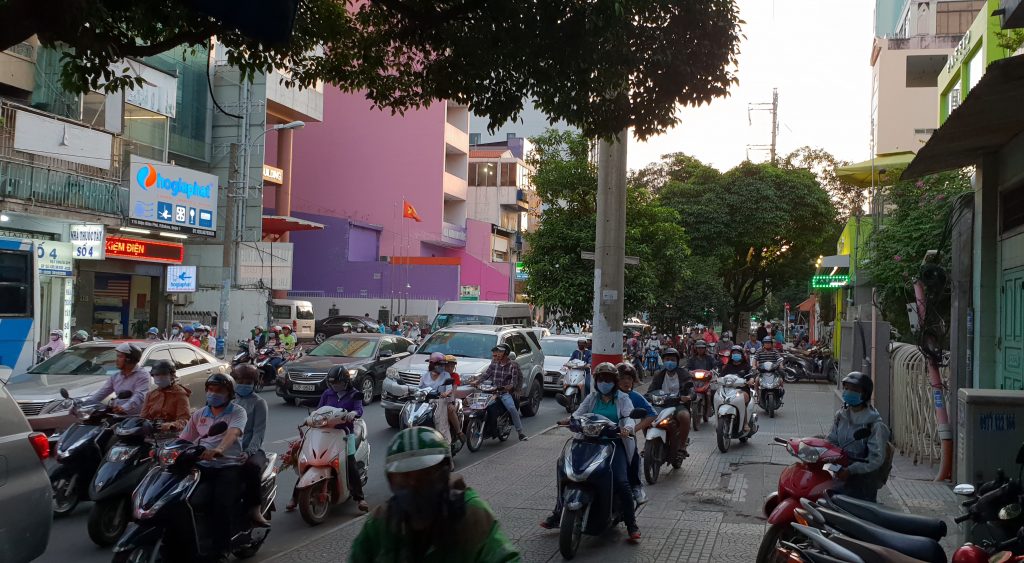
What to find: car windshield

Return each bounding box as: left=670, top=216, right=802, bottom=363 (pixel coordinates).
left=541, top=338, right=579, bottom=358
left=28, top=345, right=119, bottom=376
left=308, top=336, right=376, bottom=358
left=431, top=313, right=496, bottom=331
left=418, top=331, right=498, bottom=359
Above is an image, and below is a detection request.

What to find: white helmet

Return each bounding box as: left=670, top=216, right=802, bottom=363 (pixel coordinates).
left=50, top=329, right=63, bottom=337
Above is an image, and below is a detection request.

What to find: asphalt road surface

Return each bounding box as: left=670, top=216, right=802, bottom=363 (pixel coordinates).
left=37, top=387, right=566, bottom=562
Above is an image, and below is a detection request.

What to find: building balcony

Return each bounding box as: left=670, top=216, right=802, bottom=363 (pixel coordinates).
left=882, top=34, right=963, bottom=51
left=443, top=170, right=467, bottom=201
left=0, top=159, right=126, bottom=217
left=0, top=42, right=36, bottom=94
left=445, top=121, right=468, bottom=155
left=497, top=186, right=529, bottom=210
left=266, top=67, right=324, bottom=123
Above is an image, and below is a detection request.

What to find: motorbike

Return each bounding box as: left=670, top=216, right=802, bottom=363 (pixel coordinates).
left=643, top=346, right=660, bottom=374
left=712, top=373, right=758, bottom=453
left=292, top=405, right=370, bottom=526
left=111, top=421, right=278, bottom=562
left=756, top=361, right=784, bottom=418
left=465, top=383, right=512, bottom=452
left=400, top=380, right=465, bottom=455
left=87, top=417, right=168, bottom=546
left=641, top=389, right=687, bottom=484
left=691, top=369, right=716, bottom=431
left=49, top=388, right=131, bottom=516
left=555, top=410, right=647, bottom=560
left=781, top=347, right=838, bottom=384
left=557, top=360, right=590, bottom=414
left=232, top=339, right=255, bottom=367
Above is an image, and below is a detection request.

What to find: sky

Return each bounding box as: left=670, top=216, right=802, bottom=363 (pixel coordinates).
left=628, top=0, right=876, bottom=172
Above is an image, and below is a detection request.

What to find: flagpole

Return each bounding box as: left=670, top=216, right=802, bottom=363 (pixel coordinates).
left=391, top=202, right=396, bottom=324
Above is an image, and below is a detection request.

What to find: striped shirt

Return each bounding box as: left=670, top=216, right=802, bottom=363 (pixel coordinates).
left=754, top=349, right=782, bottom=367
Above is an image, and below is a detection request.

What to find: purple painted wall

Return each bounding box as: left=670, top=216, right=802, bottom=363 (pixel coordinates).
left=348, top=225, right=380, bottom=262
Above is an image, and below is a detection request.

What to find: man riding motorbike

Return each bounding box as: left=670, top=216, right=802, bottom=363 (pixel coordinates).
left=540, top=362, right=641, bottom=542
left=648, top=348, right=693, bottom=462
left=617, top=362, right=654, bottom=505
left=827, top=371, right=891, bottom=502
left=139, top=360, right=190, bottom=432
left=70, top=329, right=90, bottom=346
left=88, top=342, right=150, bottom=415
left=721, top=345, right=754, bottom=433
left=350, top=427, right=519, bottom=562
left=145, top=327, right=161, bottom=341
left=686, top=340, right=717, bottom=372
left=251, top=325, right=269, bottom=349
left=232, top=364, right=272, bottom=526
left=569, top=337, right=593, bottom=394
left=480, top=344, right=527, bottom=442
left=421, top=352, right=466, bottom=444
left=169, top=322, right=184, bottom=341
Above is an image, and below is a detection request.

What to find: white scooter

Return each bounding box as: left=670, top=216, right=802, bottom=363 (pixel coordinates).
left=293, top=405, right=370, bottom=526
left=713, top=373, right=758, bottom=453
left=557, top=359, right=589, bottom=414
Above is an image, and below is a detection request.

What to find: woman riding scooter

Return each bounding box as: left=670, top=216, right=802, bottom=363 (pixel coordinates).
left=421, top=352, right=466, bottom=444
left=540, top=362, right=641, bottom=543
left=721, top=345, right=754, bottom=433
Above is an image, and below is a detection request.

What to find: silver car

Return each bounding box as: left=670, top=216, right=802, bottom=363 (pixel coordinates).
left=539, top=335, right=585, bottom=392
left=0, top=383, right=51, bottom=562
left=6, top=340, right=229, bottom=436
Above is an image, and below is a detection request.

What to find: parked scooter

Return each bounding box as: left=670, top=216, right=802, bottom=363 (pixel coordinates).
left=465, top=383, right=512, bottom=452
left=781, top=347, right=838, bottom=383
left=691, top=369, right=716, bottom=431
left=292, top=405, right=370, bottom=526
left=555, top=410, right=647, bottom=560
left=558, top=360, right=590, bottom=414
left=756, top=361, right=784, bottom=418
left=111, top=422, right=278, bottom=562
left=713, top=373, right=758, bottom=453
left=232, top=339, right=255, bottom=367
left=49, top=388, right=131, bottom=516
left=400, top=380, right=464, bottom=455
left=641, top=389, right=686, bottom=484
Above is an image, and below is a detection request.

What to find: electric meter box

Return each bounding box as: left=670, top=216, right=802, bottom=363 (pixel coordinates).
left=957, top=388, right=1024, bottom=485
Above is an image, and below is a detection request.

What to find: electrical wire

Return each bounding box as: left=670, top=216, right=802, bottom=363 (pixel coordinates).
left=206, top=48, right=243, bottom=120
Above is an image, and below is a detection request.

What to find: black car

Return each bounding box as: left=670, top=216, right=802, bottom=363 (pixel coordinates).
left=276, top=334, right=413, bottom=405
left=313, top=316, right=381, bottom=344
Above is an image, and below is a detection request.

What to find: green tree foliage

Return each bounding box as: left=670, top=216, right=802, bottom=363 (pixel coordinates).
left=782, top=146, right=865, bottom=221
left=0, top=0, right=742, bottom=139
left=862, top=170, right=971, bottom=339
left=523, top=130, right=688, bottom=328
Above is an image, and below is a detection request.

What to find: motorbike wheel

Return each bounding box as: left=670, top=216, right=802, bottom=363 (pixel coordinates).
left=51, top=470, right=80, bottom=516
left=767, top=397, right=775, bottom=419
left=314, top=332, right=327, bottom=344
left=703, top=400, right=711, bottom=423
left=826, top=361, right=839, bottom=383
left=558, top=507, right=584, bottom=560
left=564, top=395, right=575, bottom=414
left=360, top=377, right=375, bottom=405
left=716, top=416, right=731, bottom=453
left=466, top=419, right=484, bottom=452
left=88, top=498, right=128, bottom=547
left=298, top=480, right=332, bottom=526
left=114, top=539, right=162, bottom=563
left=643, top=440, right=662, bottom=485
left=755, top=522, right=797, bottom=563
left=783, top=371, right=798, bottom=384
left=384, top=409, right=400, bottom=429
left=497, top=416, right=512, bottom=442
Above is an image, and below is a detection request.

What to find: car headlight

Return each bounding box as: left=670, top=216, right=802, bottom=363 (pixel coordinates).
left=348, top=369, right=359, bottom=376
left=41, top=398, right=75, bottom=415
left=386, top=367, right=399, bottom=380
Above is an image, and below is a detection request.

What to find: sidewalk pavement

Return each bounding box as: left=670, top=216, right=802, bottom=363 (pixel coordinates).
left=267, top=382, right=961, bottom=562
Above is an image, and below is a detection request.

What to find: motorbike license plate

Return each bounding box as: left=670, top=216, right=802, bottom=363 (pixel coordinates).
left=292, top=384, right=316, bottom=392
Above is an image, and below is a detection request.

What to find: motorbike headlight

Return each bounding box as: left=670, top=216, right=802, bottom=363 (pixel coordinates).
left=796, top=441, right=824, bottom=464
left=386, top=367, right=399, bottom=380
left=107, top=445, right=140, bottom=463
left=277, top=366, right=286, bottom=376
left=310, top=413, right=330, bottom=428
left=158, top=449, right=181, bottom=466
left=580, top=420, right=606, bottom=437
left=656, top=417, right=672, bottom=429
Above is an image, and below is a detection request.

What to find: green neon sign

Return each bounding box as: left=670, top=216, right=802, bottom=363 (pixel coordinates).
left=811, top=274, right=850, bottom=289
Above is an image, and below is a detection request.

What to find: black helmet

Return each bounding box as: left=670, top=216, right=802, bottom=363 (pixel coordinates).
left=842, top=371, right=873, bottom=402
left=593, top=362, right=618, bottom=380
left=662, top=347, right=680, bottom=360
left=695, top=339, right=707, bottom=349
left=205, top=373, right=236, bottom=399
left=150, top=360, right=176, bottom=377
left=616, top=362, right=638, bottom=381
left=491, top=343, right=511, bottom=355
left=326, top=365, right=352, bottom=386
left=115, top=342, right=143, bottom=364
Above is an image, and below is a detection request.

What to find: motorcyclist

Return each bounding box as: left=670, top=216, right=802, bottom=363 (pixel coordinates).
left=341, top=322, right=353, bottom=334
left=350, top=427, right=519, bottom=562
left=231, top=364, right=271, bottom=526
left=721, top=345, right=754, bottom=433
left=541, top=363, right=641, bottom=542
left=643, top=342, right=661, bottom=372
left=754, top=335, right=782, bottom=366
left=139, top=360, right=190, bottom=432
left=196, top=325, right=214, bottom=352
left=279, top=325, right=297, bottom=353
left=169, top=321, right=184, bottom=341
left=617, top=362, right=654, bottom=505
left=178, top=373, right=248, bottom=559
left=145, top=327, right=161, bottom=341
left=182, top=324, right=200, bottom=347
left=743, top=332, right=761, bottom=357
left=70, top=329, right=90, bottom=346
left=88, top=342, right=150, bottom=415
left=421, top=352, right=466, bottom=444
left=569, top=337, right=593, bottom=394
left=251, top=325, right=268, bottom=349
left=38, top=329, right=66, bottom=360
left=718, top=330, right=734, bottom=354
left=480, top=344, right=528, bottom=442
left=648, top=348, right=693, bottom=462
left=827, top=372, right=891, bottom=502
left=444, top=355, right=462, bottom=386
left=686, top=340, right=717, bottom=371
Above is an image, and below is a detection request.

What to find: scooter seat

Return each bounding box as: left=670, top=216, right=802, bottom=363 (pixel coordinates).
left=827, top=492, right=947, bottom=540
left=817, top=506, right=945, bottom=563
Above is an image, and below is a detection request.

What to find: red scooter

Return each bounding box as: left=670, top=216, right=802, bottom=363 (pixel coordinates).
left=691, top=369, right=715, bottom=431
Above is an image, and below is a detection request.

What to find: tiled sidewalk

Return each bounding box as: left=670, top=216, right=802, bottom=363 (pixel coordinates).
left=267, top=383, right=961, bottom=562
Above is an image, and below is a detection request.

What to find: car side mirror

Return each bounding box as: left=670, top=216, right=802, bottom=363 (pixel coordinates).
left=117, top=390, right=133, bottom=399
left=378, top=350, right=393, bottom=358
left=407, top=345, right=417, bottom=354
left=853, top=428, right=871, bottom=440
left=59, top=387, right=70, bottom=399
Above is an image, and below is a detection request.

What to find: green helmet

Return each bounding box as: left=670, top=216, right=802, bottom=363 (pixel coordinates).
left=385, top=427, right=452, bottom=473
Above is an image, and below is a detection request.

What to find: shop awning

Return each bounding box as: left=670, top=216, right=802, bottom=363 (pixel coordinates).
left=836, top=152, right=916, bottom=188
left=797, top=295, right=816, bottom=312
left=262, top=215, right=326, bottom=236
left=904, top=55, right=1024, bottom=180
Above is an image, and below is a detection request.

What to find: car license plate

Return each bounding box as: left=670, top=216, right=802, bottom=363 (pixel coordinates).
left=293, top=384, right=316, bottom=392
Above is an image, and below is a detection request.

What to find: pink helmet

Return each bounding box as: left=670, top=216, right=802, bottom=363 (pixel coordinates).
left=426, top=352, right=446, bottom=364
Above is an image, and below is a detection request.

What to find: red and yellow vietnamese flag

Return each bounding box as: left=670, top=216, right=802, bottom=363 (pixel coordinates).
left=402, top=200, right=422, bottom=222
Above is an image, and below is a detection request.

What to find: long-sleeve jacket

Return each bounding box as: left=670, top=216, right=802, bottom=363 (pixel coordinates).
left=89, top=367, right=151, bottom=415
left=826, top=405, right=889, bottom=476
left=573, top=391, right=637, bottom=433
left=140, top=384, right=191, bottom=430
left=235, top=393, right=269, bottom=455
left=318, top=387, right=364, bottom=432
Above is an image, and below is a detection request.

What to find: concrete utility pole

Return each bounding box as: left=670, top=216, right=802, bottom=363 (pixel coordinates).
left=590, top=130, right=628, bottom=367
left=747, top=88, right=780, bottom=164
left=217, top=142, right=240, bottom=358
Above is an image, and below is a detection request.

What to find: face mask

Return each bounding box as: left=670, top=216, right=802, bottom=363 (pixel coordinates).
left=392, top=483, right=447, bottom=519
left=431, top=364, right=443, bottom=374
left=153, top=376, right=172, bottom=389
left=206, top=392, right=229, bottom=408
left=171, top=329, right=180, bottom=336
left=842, top=390, right=864, bottom=407
left=664, top=361, right=678, bottom=371
left=235, top=384, right=254, bottom=397
left=597, top=381, right=616, bottom=395
left=731, top=353, right=742, bottom=362
left=331, top=383, right=348, bottom=393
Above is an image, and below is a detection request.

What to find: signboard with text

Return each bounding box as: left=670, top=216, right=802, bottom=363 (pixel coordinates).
left=105, top=235, right=184, bottom=264
left=70, top=224, right=106, bottom=260
left=459, top=285, right=480, bottom=301
left=129, top=155, right=219, bottom=237
left=166, top=265, right=197, bottom=292
left=36, top=240, right=73, bottom=276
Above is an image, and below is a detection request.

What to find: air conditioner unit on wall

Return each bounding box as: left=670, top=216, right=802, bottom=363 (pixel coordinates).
left=168, top=293, right=193, bottom=306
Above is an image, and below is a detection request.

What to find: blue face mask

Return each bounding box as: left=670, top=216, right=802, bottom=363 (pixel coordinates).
left=664, top=361, right=678, bottom=371
left=731, top=353, right=742, bottom=362
left=206, top=392, right=229, bottom=408
left=842, top=390, right=864, bottom=407
left=597, top=381, right=616, bottom=395
left=235, top=384, right=254, bottom=397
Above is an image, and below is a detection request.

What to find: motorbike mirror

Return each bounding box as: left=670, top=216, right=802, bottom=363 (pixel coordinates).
left=116, top=390, right=133, bottom=399
left=206, top=421, right=229, bottom=437
left=555, top=394, right=568, bottom=408
left=508, top=352, right=517, bottom=361
left=59, top=387, right=70, bottom=399
left=629, top=408, right=649, bottom=420
left=853, top=428, right=871, bottom=441
left=1000, top=503, right=1022, bottom=521
left=954, top=483, right=976, bottom=496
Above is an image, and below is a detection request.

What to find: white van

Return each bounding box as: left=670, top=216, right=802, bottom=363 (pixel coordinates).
left=270, top=299, right=316, bottom=340
left=429, top=301, right=533, bottom=332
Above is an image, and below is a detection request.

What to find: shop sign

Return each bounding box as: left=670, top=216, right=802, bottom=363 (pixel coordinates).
left=119, top=60, right=178, bottom=118
left=35, top=240, right=73, bottom=277
left=105, top=235, right=184, bottom=264
left=811, top=274, right=851, bottom=289
left=262, top=164, right=284, bottom=185
left=459, top=285, right=480, bottom=301
left=947, top=30, right=972, bottom=72
left=515, top=261, right=528, bottom=281
left=63, top=278, right=73, bottom=339
left=166, top=265, right=197, bottom=293
left=69, top=224, right=106, bottom=260
left=128, top=155, right=219, bottom=238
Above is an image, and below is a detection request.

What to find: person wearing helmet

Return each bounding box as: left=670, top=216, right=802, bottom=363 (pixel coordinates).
left=480, top=343, right=527, bottom=441
left=350, top=427, right=519, bottom=562
left=444, top=355, right=461, bottom=386
left=169, top=321, right=184, bottom=341
left=570, top=337, right=592, bottom=364
left=88, top=342, right=149, bottom=415
left=70, top=329, right=90, bottom=346
left=701, top=325, right=719, bottom=348
left=341, top=322, right=353, bottom=334
left=279, top=325, right=297, bottom=353
left=422, top=352, right=465, bottom=444
left=140, top=360, right=191, bottom=432
left=718, top=330, right=734, bottom=356
left=232, top=364, right=272, bottom=526
left=648, top=348, right=694, bottom=465
left=178, top=373, right=248, bottom=557
left=755, top=336, right=782, bottom=366
left=617, top=362, right=655, bottom=506
left=38, top=329, right=66, bottom=360
left=722, top=344, right=755, bottom=432
left=826, top=372, right=891, bottom=502
left=744, top=331, right=762, bottom=357
left=251, top=326, right=268, bottom=349
left=541, top=362, right=641, bottom=541
left=686, top=340, right=717, bottom=371
left=145, top=327, right=161, bottom=341
left=182, top=324, right=200, bottom=347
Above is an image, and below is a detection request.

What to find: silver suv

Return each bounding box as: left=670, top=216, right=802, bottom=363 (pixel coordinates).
left=381, top=325, right=546, bottom=428
left=0, top=383, right=51, bottom=561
